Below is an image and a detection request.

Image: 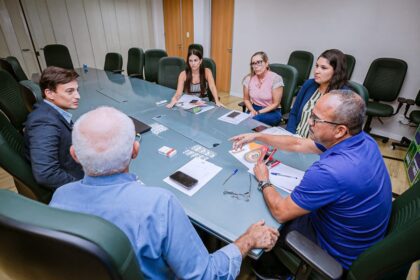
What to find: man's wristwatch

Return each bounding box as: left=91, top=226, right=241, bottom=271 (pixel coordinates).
left=258, top=180, right=273, bottom=191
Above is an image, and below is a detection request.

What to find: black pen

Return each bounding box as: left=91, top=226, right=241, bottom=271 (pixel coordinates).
left=270, top=172, right=298, bottom=179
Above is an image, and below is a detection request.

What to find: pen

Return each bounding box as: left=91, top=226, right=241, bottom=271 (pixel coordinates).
left=265, top=148, right=278, bottom=164
left=270, top=172, right=298, bottom=179
left=223, top=169, right=238, bottom=185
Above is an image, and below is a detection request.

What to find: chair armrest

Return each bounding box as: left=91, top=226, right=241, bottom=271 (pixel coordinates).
left=112, top=70, right=124, bottom=74
left=238, top=101, right=246, bottom=112
left=285, top=231, right=343, bottom=280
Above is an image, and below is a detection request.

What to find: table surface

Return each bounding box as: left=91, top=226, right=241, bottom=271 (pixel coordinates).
left=73, top=68, right=319, bottom=258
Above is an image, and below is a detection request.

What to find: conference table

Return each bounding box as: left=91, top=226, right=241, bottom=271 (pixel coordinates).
left=73, top=68, right=319, bottom=258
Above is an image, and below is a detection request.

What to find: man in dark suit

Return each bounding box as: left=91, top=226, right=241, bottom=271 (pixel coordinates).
left=24, top=66, right=84, bottom=190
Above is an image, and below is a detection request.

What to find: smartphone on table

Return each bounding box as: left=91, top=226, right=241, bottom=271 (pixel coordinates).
left=169, top=171, right=198, bottom=189
left=252, top=125, right=268, bottom=132
left=227, top=111, right=240, bottom=118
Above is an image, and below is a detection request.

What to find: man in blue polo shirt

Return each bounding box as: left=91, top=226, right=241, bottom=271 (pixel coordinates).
left=230, top=90, right=392, bottom=273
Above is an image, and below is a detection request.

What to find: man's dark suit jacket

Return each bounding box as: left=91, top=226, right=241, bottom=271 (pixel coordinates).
left=24, top=101, right=84, bottom=190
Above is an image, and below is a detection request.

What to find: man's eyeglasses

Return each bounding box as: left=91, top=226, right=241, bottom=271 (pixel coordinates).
left=223, top=174, right=252, bottom=201
left=250, top=60, right=264, bottom=67
left=309, top=111, right=343, bottom=126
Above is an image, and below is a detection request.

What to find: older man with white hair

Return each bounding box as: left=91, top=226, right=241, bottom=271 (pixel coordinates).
left=49, top=106, right=279, bottom=280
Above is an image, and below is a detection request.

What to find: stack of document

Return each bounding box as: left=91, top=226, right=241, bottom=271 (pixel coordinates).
left=218, top=110, right=250, bottom=125
left=164, top=158, right=222, bottom=196
left=229, top=143, right=304, bottom=193
left=176, top=94, right=214, bottom=114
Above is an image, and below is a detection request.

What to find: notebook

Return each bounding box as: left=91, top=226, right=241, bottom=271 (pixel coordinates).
left=129, top=116, right=151, bottom=134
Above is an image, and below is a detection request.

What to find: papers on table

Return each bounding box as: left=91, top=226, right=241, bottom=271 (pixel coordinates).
left=229, top=143, right=304, bottom=193
left=164, top=157, right=222, bottom=196
left=218, top=110, right=250, bottom=125
left=187, top=105, right=215, bottom=115
left=248, top=164, right=304, bottom=193
left=175, top=94, right=215, bottom=114
left=260, top=126, right=298, bottom=137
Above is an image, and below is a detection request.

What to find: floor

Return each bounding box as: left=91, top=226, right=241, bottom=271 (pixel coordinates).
left=0, top=91, right=417, bottom=279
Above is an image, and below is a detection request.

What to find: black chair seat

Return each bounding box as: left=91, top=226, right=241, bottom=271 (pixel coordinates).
left=410, top=110, right=420, bottom=125
left=366, top=102, right=394, bottom=117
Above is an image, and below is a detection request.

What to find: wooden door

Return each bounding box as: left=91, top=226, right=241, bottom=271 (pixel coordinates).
left=211, top=0, right=234, bottom=92
left=163, top=0, right=194, bottom=58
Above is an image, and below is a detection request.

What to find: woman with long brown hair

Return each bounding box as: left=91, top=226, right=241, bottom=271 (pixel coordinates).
left=166, top=48, right=222, bottom=108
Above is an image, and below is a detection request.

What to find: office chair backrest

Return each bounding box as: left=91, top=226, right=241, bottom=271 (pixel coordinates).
left=188, top=43, right=204, bottom=55
left=144, top=49, right=168, bottom=83
left=203, top=57, right=216, bottom=82
left=347, top=180, right=420, bottom=280
left=6, top=56, right=28, bottom=81
left=203, top=57, right=217, bottom=101
left=0, top=58, right=19, bottom=82
left=0, top=190, right=144, bottom=280
left=345, top=54, right=356, bottom=80
left=0, top=70, right=29, bottom=132
left=157, top=57, right=186, bottom=90
left=347, top=81, right=369, bottom=105
left=287, top=50, right=314, bottom=87
left=127, top=48, right=144, bottom=78
left=43, top=44, right=74, bottom=70
left=269, top=63, right=298, bottom=115
left=19, top=80, right=42, bottom=112
left=104, top=52, right=123, bottom=72
left=363, top=58, right=407, bottom=102
left=0, top=112, right=52, bottom=203
left=415, top=89, right=420, bottom=106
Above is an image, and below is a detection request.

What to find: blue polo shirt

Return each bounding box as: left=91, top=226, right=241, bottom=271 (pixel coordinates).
left=291, top=132, right=392, bottom=269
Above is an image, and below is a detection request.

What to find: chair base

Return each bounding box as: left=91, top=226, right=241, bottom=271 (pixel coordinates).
left=364, top=116, right=389, bottom=143
left=391, top=136, right=411, bottom=150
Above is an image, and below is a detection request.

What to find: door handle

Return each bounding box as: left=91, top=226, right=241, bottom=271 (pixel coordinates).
left=21, top=48, right=31, bottom=52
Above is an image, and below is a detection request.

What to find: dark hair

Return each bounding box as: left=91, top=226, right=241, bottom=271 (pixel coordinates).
left=318, top=49, right=347, bottom=92
left=329, top=90, right=366, bottom=135
left=249, top=51, right=269, bottom=76
left=39, top=66, right=79, bottom=98
left=184, top=49, right=206, bottom=96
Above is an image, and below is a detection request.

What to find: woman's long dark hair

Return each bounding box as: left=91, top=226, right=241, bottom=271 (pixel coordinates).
left=318, top=49, right=348, bottom=91
left=184, top=48, right=206, bottom=96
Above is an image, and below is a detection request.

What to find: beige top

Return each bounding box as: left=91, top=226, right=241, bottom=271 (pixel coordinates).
left=296, top=89, right=323, bottom=138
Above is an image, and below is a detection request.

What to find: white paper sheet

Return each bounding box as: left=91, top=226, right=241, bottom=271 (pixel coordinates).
left=229, top=144, right=304, bottom=193
left=188, top=105, right=215, bottom=115
left=218, top=110, right=250, bottom=125
left=261, top=126, right=298, bottom=137
left=176, top=95, right=204, bottom=110
left=248, top=164, right=304, bottom=193
left=164, top=158, right=222, bottom=196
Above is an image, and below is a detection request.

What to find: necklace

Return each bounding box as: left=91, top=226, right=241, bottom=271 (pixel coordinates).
left=256, top=71, right=267, bottom=89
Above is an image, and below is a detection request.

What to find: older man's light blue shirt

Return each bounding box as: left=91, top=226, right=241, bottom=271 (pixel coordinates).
left=49, top=173, right=242, bottom=279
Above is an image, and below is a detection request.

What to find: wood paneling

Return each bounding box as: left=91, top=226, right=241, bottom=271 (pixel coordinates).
left=163, top=0, right=193, bottom=57
left=211, top=0, right=234, bottom=92
left=163, top=0, right=182, bottom=56
left=181, top=0, right=194, bottom=55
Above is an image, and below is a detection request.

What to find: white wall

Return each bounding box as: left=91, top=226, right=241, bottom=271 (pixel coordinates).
left=193, top=0, right=211, bottom=57
left=231, top=0, right=420, bottom=140
left=150, top=0, right=165, bottom=49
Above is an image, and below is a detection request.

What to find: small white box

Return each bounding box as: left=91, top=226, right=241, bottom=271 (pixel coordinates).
left=158, top=146, right=177, bottom=158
